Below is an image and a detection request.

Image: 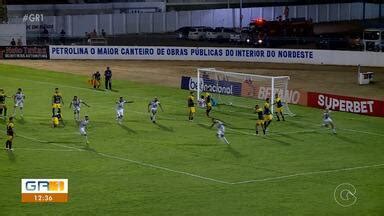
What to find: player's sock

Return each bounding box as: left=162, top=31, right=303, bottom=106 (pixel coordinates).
left=281, top=113, right=285, bottom=121
left=3, top=107, right=7, bottom=117
left=5, top=140, right=9, bottom=149
left=222, top=137, right=229, bottom=144
left=20, top=108, right=23, bottom=117
left=275, top=113, right=280, bottom=121
left=0, top=108, right=2, bottom=115
left=256, top=129, right=258, bottom=134
left=9, top=142, right=12, bottom=150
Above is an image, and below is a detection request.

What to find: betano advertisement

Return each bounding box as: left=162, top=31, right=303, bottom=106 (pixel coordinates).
left=181, top=76, right=384, bottom=117
left=180, top=76, right=307, bottom=105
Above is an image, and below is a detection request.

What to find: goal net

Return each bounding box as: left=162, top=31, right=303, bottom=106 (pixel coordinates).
left=196, top=68, right=295, bottom=116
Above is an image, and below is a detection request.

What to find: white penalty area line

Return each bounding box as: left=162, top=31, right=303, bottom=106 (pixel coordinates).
left=15, top=147, right=79, bottom=152
left=12, top=132, right=231, bottom=185
left=230, top=163, right=384, bottom=185
left=16, top=133, right=84, bottom=152
left=97, top=152, right=231, bottom=185
left=8, top=132, right=384, bottom=186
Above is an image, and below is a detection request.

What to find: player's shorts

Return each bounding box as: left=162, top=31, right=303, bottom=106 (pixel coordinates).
left=217, top=130, right=225, bottom=138
left=52, top=103, right=61, bottom=109
left=151, top=108, right=158, bottom=114
left=7, top=135, right=13, bottom=141
left=80, top=127, right=87, bottom=135
left=52, top=117, right=59, bottom=126
left=276, top=107, right=283, bottom=113
left=15, top=101, right=24, bottom=108
left=117, top=108, right=124, bottom=117
left=256, top=119, right=264, bottom=126
left=189, top=107, right=196, bottom=113
left=73, top=107, right=80, bottom=113
left=323, top=118, right=333, bottom=125
left=264, top=114, right=273, bottom=121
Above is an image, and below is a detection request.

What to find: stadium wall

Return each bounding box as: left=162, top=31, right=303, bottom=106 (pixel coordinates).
left=7, top=2, right=382, bottom=36
left=49, top=45, right=384, bottom=67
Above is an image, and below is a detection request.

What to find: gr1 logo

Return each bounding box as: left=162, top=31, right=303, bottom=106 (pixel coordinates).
left=21, top=179, right=68, bottom=203
left=25, top=180, right=65, bottom=192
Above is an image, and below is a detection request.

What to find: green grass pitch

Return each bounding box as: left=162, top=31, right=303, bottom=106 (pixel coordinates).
left=0, top=63, right=383, bottom=215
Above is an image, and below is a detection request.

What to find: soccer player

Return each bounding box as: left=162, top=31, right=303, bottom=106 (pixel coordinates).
left=69, top=96, right=90, bottom=121
left=210, top=118, right=229, bottom=144
left=187, top=91, right=196, bottom=121
left=5, top=117, right=15, bottom=151
left=322, top=108, right=336, bottom=134
left=205, top=92, right=212, bottom=117
left=116, top=97, right=133, bottom=124
left=263, top=98, right=273, bottom=131
left=274, top=93, right=285, bottom=121
left=198, top=95, right=206, bottom=108
left=148, top=97, right=163, bottom=123
left=0, top=88, right=10, bottom=120
left=92, top=71, right=101, bottom=89
left=13, top=88, right=25, bottom=118
left=52, top=88, right=64, bottom=116
left=52, top=113, right=64, bottom=128
left=79, top=116, right=90, bottom=144
left=254, top=104, right=266, bottom=135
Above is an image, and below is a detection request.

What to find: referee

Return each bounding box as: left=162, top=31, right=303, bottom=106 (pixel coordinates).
left=104, top=67, right=112, bottom=90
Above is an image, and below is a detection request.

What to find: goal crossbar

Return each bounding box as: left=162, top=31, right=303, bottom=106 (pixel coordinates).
left=196, top=68, right=294, bottom=116
left=198, top=68, right=290, bottom=80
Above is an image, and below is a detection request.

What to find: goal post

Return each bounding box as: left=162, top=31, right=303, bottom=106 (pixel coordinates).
left=196, top=68, right=295, bottom=116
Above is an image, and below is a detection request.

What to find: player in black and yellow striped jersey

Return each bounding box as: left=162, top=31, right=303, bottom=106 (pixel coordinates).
left=5, top=117, right=15, bottom=151
left=205, top=92, right=212, bottom=117
left=187, top=91, right=196, bottom=121
left=254, top=104, right=265, bottom=135
left=263, top=98, right=273, bottom=130
left=274, top=93, right=285, bottom=121
left=0, top=88, right=10, bottom=120
left=52, top=88, right=64, bottom=116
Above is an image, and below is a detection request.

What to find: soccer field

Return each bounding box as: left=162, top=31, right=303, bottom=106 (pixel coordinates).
left=0, top=63, right=383, bottom=215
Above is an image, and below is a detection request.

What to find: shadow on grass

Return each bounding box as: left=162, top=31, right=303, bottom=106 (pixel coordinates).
left=7, top=150, right=16, bottom=162
left=263, top=136, right=291, bottom=146
left=118, top=124, right=137, bottom=134
left=225, top=145, right=243, bottom=158
left=155, top=122, right=174, bottom=132
left=332, top=132, right=359, bottom=144
left=16, top=117, right=26, bottom=125
left=82, top=144, right=98, bottom=153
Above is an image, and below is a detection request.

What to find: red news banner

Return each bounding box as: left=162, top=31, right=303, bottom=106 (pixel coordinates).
left=307, top=92, right=384, bottom=117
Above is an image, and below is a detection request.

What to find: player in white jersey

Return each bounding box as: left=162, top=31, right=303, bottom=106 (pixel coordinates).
left=13, top=88, right=25, bottom=118
left=79, top=116, right=90, bottom=144
left=322, top=108, right=336, bottom=134
left=147, top=97, right=163, bottom=123
left=116, top=97, right=133, bottom=124
left=69, top=96, right=90, bottom=121
left=210, top=118, right=229, bottom=144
